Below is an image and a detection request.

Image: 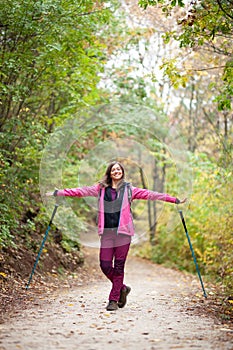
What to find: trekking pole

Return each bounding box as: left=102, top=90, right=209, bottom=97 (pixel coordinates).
left=25, top=203, right=59, bottom=290
left=178, top=210, right=207, bottom=299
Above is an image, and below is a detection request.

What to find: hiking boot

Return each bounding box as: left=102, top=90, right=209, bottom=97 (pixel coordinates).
left=106, top=300, right=118, bottom=311
left=118, top=286, right=131, bottom=308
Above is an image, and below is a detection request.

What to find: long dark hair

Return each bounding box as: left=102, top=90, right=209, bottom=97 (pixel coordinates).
left=99, top=161, right=125, bottom=189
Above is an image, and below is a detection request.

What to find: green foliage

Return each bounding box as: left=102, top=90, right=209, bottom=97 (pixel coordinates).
left=187, top=154, right=233, bottom=292
left=138, top=0, right=185, bottom=11
left=160, top=59, right=188, bottom=88
left=0, top=224, right=15, bottom=248
left=215, top=59, right=233, bottom=111
left=0, top=0, right=112, bottom=126
left=0, top=0, right=115, bottom=248
left=60, top=235, right=81, bottom=253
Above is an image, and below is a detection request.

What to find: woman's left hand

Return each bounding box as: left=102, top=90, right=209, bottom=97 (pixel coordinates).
left=179, top=198, right=188, bottom=204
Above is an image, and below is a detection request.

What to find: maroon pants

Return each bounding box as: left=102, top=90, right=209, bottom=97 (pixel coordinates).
left=99, top=230, right=131, bottom=302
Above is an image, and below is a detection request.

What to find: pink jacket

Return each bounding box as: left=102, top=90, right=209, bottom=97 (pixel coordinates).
left=56, top=184, right=178, bottom=236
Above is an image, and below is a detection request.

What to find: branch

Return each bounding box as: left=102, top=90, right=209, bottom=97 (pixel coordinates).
left=216, top=0, right=233, bottom=20
left=77, top=8, right=109, bottom=17
left=190, top=65, right=226, bottom=72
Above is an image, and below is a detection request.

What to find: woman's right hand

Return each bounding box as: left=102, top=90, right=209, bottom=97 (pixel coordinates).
left=45, top=191, right=54, bottom=197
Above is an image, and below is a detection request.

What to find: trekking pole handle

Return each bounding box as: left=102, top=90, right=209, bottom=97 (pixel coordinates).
left=49, top=203, right=59, bottom=225
left=178, top=210, right=187, bottom=232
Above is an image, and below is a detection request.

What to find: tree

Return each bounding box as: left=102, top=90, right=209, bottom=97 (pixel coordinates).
left=0, top=0, right=114, bottom=246
left=138, top=0, right=232, bottom=162
left=136, top=0, right=233, bottom=296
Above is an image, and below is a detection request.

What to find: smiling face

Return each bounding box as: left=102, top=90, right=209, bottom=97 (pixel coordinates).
left=110, top=163, right=124, bottom=182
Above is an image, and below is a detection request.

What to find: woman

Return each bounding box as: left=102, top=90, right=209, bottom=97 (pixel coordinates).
left=46, top=161, right=187, bottom=311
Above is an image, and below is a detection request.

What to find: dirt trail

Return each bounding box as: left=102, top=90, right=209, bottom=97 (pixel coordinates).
left=0, top=248, right=232, bottom=350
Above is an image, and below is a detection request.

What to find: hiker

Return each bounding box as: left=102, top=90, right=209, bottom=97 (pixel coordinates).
left=46, top=161, right=187, bottom=311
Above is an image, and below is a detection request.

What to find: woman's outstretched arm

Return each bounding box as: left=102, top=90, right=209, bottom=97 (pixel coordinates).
left=45, top=184, right=100, bottom=198
left=131, top=186, right=187, bottom=204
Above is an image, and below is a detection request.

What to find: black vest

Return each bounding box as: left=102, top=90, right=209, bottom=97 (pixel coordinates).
left=104, top=185, right=125, bottom=229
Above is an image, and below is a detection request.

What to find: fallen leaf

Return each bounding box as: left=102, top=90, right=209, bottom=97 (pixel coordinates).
left=0, top=272, right=7, bottom=278
left=90, top=324, right=97, bottom=328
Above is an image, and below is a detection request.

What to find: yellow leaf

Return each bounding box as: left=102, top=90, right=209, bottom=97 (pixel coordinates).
left=0, top=272, right=7, bottom=278
left=228, top=300, right=233, bottom=304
